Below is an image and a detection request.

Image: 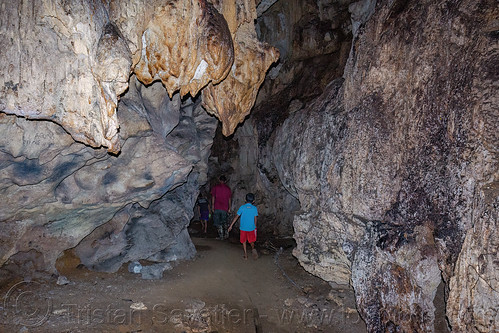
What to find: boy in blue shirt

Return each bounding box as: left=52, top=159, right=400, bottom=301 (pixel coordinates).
left=228, top=193, right=258, bottom=260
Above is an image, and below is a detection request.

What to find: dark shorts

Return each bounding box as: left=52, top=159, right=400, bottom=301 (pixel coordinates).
left=213, top=210, right=228, bottom=227
left=200, top=210, right=209, bottom=221
left=240, top=230, right=257, bottom=243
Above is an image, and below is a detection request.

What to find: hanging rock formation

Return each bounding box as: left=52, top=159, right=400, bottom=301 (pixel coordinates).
left=133, top=0, right=234, bottom=98
left=0, top=0, right=277, bottom=277
left=201, top=0, right=280, bottom=136
left=0, top=0, right=278, bottom=153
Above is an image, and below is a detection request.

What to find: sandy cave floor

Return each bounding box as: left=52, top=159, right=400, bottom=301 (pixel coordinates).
left=0, top=227, right=368, bottom=333
left=0, top=223, right=450, bottom=333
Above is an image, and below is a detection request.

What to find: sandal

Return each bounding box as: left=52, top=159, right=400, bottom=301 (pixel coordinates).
left=243, top=255, right=248, bottom=260
left=252, top=249, right=258, bottom=260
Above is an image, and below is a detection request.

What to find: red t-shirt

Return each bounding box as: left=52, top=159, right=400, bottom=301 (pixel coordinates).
left=211, top=183, right=232, bottom=211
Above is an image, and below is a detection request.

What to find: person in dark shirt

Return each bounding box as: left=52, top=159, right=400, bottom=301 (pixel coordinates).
left=210, top=175, right=232, bottom=240
left=197, top=196, right=210, bottom=234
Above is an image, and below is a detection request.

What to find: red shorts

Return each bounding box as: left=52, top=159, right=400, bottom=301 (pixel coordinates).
left=240, top=230, right=257, bottom=243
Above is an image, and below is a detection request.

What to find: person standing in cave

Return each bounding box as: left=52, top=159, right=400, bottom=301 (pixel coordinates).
left=228, top=193, right=258, bottom=260
left=197, top=195, right=210, bottom=234
left=210, top=175, right=232, bottom=240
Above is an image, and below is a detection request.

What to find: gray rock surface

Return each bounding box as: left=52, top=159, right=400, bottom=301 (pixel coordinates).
left=247, top=0, right=498, bottom=332
left=0, top=74, right=217, bottom=276
left=72, top=85, right=217, bottom=273
left=140, top=263, right=172, bottom=280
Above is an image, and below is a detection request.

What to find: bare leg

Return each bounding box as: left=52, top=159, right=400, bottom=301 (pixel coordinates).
left=251, top=243, right=258, bottom=260
left=242, top=242, right=248, bottom=259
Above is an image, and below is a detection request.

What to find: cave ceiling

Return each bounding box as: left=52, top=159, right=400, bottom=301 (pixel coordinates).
left=0, top=0, right=279, bottom=153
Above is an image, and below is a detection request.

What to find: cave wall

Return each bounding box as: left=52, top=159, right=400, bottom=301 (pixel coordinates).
left=342, top=1, right=498, bottom=331
left=238, top=0, right=497, bottom=332
left=0, top=0, right=279, bottom=277
left=207, top=0, right=356, bottom=237
left=0, top=75, right=217, bottom=277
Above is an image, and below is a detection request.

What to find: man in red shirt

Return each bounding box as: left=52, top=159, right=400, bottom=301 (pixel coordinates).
left=210, top=175, right=232, bottom=240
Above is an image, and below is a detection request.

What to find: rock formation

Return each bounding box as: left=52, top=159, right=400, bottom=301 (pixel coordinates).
left=0, top=1, right=131, bottom=153
left=0, top=77, right=217, bottom=276
left=201, top=0, right=280, bottom=136
left=1, top=0, right=497, bottom=332
left=132, top=0, right=234, bottom=98
left=0, top=0, right=277, bottom=277
left=0, top=0, right=278, bottom=153
left=217, top=0, right=498, bottom=332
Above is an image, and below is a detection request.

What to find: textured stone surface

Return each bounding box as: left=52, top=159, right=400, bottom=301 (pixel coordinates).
left=72, top=84, right=217, bottom=273
left=342, top=1, right=498, bottom=331
left=0, top=73, right=217, bottom=277
left=273, top=80, right=365, bottom=285
left=254, top=0, right=354, bottom=104
left=133, top=0, right=234, bottom=98
left=0, top=114, right=190, bottom=274
left=202, top=0, right=280, bottom=136
left=238, top=0, right=497, bottom=332
left=0, top=0, right=277, bottom=153
left=0, top=0, right=131, bottom=153
left=0, top=0, right=275, bottom=276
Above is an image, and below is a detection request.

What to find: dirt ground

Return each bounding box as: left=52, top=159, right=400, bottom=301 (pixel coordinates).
left=0, top=225, right=367, bottom=333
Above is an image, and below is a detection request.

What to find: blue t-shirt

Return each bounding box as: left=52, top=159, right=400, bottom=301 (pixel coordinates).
left=237, top=203, right=258, bottom=231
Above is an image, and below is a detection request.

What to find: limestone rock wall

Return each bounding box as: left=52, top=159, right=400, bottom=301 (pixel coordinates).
left=131, top=0, right=234, bottom=97
left=255, top=0, right=354, bottom=104
left=0, top=72, right=217, bottom=277
left=343, top=1, right=498, bottom=331
left=206, top=0, right=356, bottom=237
left=252, top=0, right=497, bottom=332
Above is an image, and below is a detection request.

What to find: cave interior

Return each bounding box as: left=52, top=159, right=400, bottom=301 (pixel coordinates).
left=0, top=0, right=497, bottom=332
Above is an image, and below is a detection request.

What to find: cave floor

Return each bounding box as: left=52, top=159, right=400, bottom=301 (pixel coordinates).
left=0, top=234, right=367, bottom=333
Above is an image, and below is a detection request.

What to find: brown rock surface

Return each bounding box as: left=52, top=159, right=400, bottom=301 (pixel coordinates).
left=1, top=0, right=277, bottom=152
left=202, top=0, right=280, bottom=136
left=239, top=0, right=497, bottom=332
left=133, top=0, right=235, bottom=98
